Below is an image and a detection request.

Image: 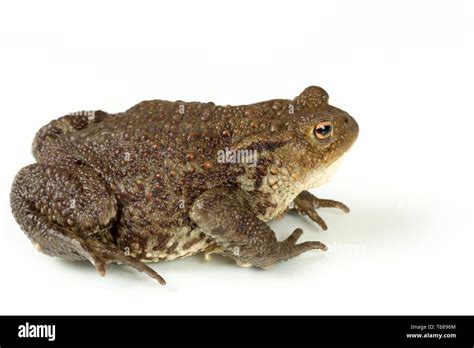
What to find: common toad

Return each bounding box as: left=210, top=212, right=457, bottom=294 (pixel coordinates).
left=10, top=86, right=359, bottom=284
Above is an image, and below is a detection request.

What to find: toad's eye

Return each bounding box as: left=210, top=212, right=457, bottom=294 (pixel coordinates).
left=314, top=121, right=333, bottom=140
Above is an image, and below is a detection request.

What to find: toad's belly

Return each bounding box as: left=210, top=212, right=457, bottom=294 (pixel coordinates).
left=122, top=226, right=214, bottom=262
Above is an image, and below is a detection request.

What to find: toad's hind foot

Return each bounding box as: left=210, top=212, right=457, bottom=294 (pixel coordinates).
left=83, top=240, right=166, bottom=285
left=293, top=190, right=349, bottom=231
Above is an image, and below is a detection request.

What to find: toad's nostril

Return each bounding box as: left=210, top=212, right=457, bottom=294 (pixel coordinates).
left=344, top=117, right=349, bottom=124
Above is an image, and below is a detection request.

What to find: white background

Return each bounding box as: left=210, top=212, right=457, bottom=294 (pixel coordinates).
left=0, top=0, right=473, bottom=315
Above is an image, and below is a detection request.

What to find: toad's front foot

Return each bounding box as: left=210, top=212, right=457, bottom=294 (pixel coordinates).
left=293, top=190, right=349, bottom=230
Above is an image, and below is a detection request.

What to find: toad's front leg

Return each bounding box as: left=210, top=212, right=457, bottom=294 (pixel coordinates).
left=189, top=187, right=327, bottom=269
left=293, top=190, right=350, bottom=231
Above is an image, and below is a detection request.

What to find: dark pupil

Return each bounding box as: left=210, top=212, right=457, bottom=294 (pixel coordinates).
left=317, top=125, right=331, bottom=136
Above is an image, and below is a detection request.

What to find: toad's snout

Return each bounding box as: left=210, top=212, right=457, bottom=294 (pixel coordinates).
left=343, top=114, right=359, bottom=146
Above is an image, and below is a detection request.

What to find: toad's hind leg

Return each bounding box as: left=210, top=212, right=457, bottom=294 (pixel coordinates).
left=189, top=187, right=327, bottom=269
left=10, top=163, right=165, bottom=285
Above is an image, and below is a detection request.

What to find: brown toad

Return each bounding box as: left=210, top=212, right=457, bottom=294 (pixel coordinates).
left=10, top=86, right=359, bottom=284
